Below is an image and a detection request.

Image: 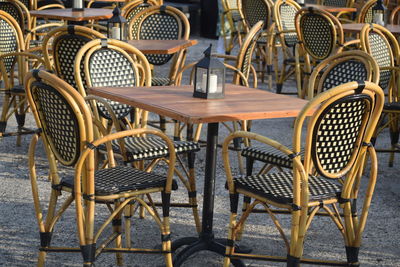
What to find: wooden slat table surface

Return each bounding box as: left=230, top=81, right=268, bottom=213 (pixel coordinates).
left=88, top=84, right=309, bottom=124
left=305, top=4, right=357, bottom=13
left=127, top=39, right=198, bottom=55
left=342, top=23, right=400, bottom=35
left=30, top=8, right=113, bottom=21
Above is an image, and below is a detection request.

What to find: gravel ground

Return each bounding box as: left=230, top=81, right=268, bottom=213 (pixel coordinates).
left=0, top=35, right=399, bottom=267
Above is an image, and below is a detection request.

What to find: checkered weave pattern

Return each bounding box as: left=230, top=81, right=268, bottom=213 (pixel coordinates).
left=139, top=13, right=179, bottom=65
left=312, top=95, right=369, bottom=175
left=363, top=4, right=375, bottom=23
left=59, top=166, right=178, bottom=196
left=300, top=13, right=334, bottom=60
left=0, top=2, right=23, bottom=26
left=234, top=171, right=341, bottom=204
left=152, top=77, right=171, bottom=86
left=0, top=15, right=18, bottom=73
left=102, top=136, right=200, bottom=162
left=19, top=0, right=30, bottom=9
left=323, top=0, right=347, bottom=7
left=88, top=48, right=134, bottom=120
left=279, top=4, right=298, bottom=47
left=54, top=34, right=90, bottom=90
left=321, top=60, right=368, bottom=91
left=240, top=27, right=262, bottom=81
left=32, top=82, right=80, bottom=166
left=242, top=146, right=304, bottom=169
left=368, top=32, right=392, bottom=91
left=127, top=4, right=151, bottom=38
left=242, top=0, right=269, bottom=27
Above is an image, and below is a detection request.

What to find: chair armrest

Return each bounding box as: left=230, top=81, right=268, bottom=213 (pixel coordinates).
left=211, top=54, right=238, bottom=61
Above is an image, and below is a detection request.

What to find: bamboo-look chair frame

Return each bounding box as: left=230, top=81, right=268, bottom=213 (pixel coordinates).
left=356, top=0, right=390, bottom=23
left=42, top=25, right=106, bottom=81
left=75, top=38, right=202, bottom=233
left=122, top=0, right=158, bottom=40
left=0, top=10, right=40, bottom=145
left=389, top=5, right=400, bottom=24
left=0, top=0, right=31, bottom=34
left=318, top=0, right=356, bottom=20
left=25, top=69, right=176, bottom=267
left=294, top=7, right=352, bottom=98
left=272, top=0, right=301, bottom=94
left=222, top=81, right=384, bottom=267
left=360, top=23, right=400, bottom=166
left=220, top=0, right=246, bottom=54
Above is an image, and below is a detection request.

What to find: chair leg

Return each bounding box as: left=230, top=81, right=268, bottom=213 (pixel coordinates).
left=81, top=243, right=96, bottom=267
left=187, top=151, right=201, bottom=233
left=223, top=193, right=239, bottom=267
left=113, top=201, right=123, bottom=266
left=389, top=116, right=399, bottom=167
left=161, top=192, right=173, bottom=267
left=237, top=157, right=254, bottom=240
left=287, top=255, right=300, bottom=267
left=345, top=246, right=360, bottom=266
left=37, top=251, right=46, bottom=267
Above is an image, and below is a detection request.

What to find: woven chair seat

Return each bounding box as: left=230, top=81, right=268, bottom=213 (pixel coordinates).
left=242, top=146, right=304, bottom=169
left=152, top=77, right=171, bottom=86
left=59, top=166, right=178, bottom=196
left=9, top=85, right=25, bottom=94
left=234, top=170, right=341, bottom=205
left=99, top=136, right=200, bottom=162
left=384, top=102, right=400, bottom=111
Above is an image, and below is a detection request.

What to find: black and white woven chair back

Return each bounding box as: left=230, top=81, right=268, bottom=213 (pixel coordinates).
left=320, top=60, right=368, bottom=91
left=279, top=2, right=298, bottom=47
left=87, top=47, right=135, bottom=120
left=138, top=6, right=182, bottom=66
left=239, top=24, right=263, bottom=83
left=19, top=0, right=30, bottom=9
left=362, top=1, right=376, bottom=23
left=323, top=0, right=348, bottom=7
left=126, top=2, right=152, bottom=37
left=0, top=12, right=19, bottom=74
left=0, top=1, right=24, bottom=31
left=240, top=0, right=270, bottom=28
left=53, top=32, right=91, bottom=90
left=30, top=79, right=81, bottom=166
left=299, top=9, right=337, bottom=60
left=368, top=32, right=392, bottom=91
left=310, top=92, right=372, bottom=179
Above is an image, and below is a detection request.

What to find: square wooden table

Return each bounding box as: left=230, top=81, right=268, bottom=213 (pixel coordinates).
left=30, top=8, right=113, bottom=22
left=88, top=84, right=309, bottom=266
left=342, top=23, right=400, bottom=36
left=127, top=40, right=198, bottom=55
left=305, top=4, right=357, bottom=13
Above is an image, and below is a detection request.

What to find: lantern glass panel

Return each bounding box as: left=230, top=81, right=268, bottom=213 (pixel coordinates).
left=195, top=67, right=208, bottom=93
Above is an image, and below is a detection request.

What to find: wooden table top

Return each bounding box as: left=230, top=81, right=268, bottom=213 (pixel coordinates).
left=88, top=84, right=309, bottom=124
left=305, top=4, right=357, bottom=13
left=127, top=39, right=198, bottom=54
left=30, top=8, right=113, bottom=21
left=342, top=23, right=400, bottom=35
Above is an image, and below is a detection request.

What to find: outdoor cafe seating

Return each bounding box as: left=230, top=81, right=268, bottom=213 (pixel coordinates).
left=0, top=0, right=399, bottom=266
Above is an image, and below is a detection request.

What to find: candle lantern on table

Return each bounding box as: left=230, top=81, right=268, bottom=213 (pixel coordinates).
left=72, top=0, right=84, bottom=11
left=372, top=0, right=387, bottom=26
left=107, top=6, right=127, bottom=40
left=193, top=44, right=225, bottom=99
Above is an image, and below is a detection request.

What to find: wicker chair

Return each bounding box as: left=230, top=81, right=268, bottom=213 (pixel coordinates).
left=220, top=0, right=246, bottom=54
left=238, top=0, right=274, bottom=87
left=74, top=38, right=201, bottom=233
left=26, top=69, right=176, bottom=267
left=356, top=0, right=390, bottom=23
left=389, top=4, right=400, bottom=24
left=272, top=0, right=301, bottom=94
left=360, top=23, right=400, bottom=166
left=294, top=7, right=355, bottom=98
left=0, top=10, right=45, bottom=145
left=0, top=0, right=30, bottom=34
left=223, top=81, right=384, bottom=267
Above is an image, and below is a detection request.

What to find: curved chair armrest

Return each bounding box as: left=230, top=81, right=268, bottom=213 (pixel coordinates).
left=222, top=130, right=305, bottom=194
left=211, top=54, right=238, bottom=61
left=339, top=39, right=361, bottom=52
left=223, top=62, right=250, bottom=88
left=25, top=22, right=64, bottom=49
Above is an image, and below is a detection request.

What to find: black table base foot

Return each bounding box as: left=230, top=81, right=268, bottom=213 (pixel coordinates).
left=172, top=234, right=247, bottom=267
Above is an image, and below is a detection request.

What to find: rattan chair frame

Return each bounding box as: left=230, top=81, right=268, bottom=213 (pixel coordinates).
left=222, top=81, right=384, bottom=267
left=25, top=69, right=176, bottom=267
left=272, top=0, right=301, bottom=94
left=360, top=23, right=400, bottom=166
left=0, top=0, right=31, bottom=34
left=389, top=5, right=400, bottom=24
left=220, top=0, right=246, bottom=54
left=75, top=38, right=201, bottom=233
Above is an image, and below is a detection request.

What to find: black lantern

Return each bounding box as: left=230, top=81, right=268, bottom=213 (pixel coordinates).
left=372, top=0, right=387, bottom=26
left=193, top=45, right=225, bottom=99
left=72, top=0, right=84, bottom=11
left=107, top=6, right=127, bottom=40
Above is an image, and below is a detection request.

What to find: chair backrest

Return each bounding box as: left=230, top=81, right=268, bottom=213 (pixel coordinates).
left=320, top=0, right=353, bottom=7
left=74, top=38, right=151, bottom=124
left=42, top=25, right=106, bottom=90
left=273, top=0, right=301, bottom=48
left=359, top=23, right=400, bottom=95
left=0, top=0, right=28, bottom=33
left=307, top=50, right=380, bottom=98
left=389, top=5, right=400, bottom=24
left=123, top=0, right=158, bottom=36
left=357, top=0, right=378, bottom=23
left=295, top=81, right=384, bottom=180
left=295, top=7, right=344, bottom=61
left=0, top=10, right=24, bottom=75
left=233, top=20, right=264, bottom=85
left=128, top=5, right=190, bottom=66
left=25, top=69, right=92, bottom=167
left=238, top=0, right=272, bottom=30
